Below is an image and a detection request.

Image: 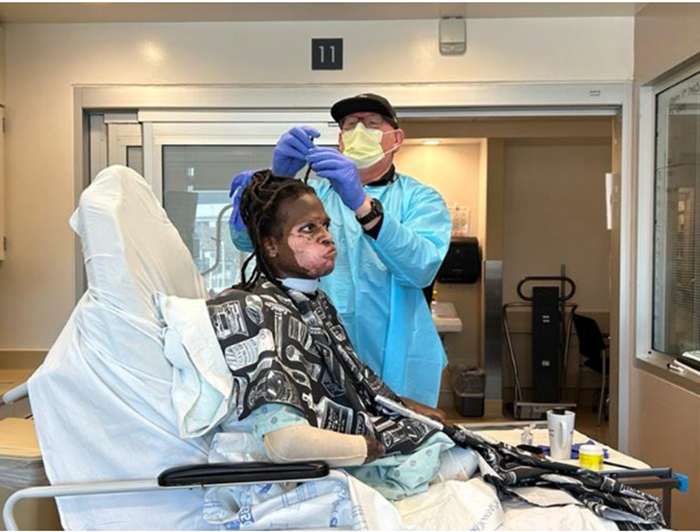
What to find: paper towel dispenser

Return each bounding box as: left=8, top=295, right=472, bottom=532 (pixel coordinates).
left=437, top=237, right=480, bottom=284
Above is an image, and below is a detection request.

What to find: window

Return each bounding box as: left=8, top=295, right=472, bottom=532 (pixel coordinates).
left=653, top=71, right=700, bottom=356
left=147, top=121, right=337, bottom=295
left=87, top=114, right=338, bottom=297
left=162, top=145, right=276, bottom=293
left=126, top=146, right=144, bottom=176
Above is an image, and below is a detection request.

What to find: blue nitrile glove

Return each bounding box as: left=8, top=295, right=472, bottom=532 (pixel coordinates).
left=272, top=126, right=321, bottom=177
left=306, top=147, right=367, bottom=211
left=228, top=169, right=256, bottom=232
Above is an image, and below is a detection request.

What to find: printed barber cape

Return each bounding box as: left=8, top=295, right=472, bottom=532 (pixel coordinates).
left=208, top=278, right=438, bottom=455
left=207, top=277, right=665, bottom=529
left=453, top=429, right=665, bottom=530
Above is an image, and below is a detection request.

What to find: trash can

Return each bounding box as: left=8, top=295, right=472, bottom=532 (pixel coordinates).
left=450, top=365, right=485, bottom=417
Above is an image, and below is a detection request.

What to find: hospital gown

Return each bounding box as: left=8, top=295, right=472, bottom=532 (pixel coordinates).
left=208, top=278, right=445, bottom=455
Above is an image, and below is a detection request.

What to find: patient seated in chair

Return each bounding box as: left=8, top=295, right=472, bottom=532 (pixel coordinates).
left=209, top=169, right=459, bottom=500
left=207, top=171, right=462, bottom=499
left=163, top=170, right=663, bottom=529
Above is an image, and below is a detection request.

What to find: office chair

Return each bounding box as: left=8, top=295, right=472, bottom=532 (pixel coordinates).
left=572, top=313, right=610, bottom=426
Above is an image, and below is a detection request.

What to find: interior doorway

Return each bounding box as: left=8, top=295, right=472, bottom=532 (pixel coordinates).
left=77, top=83, right=631, bottom=447
left=398, top=115, right=618, bottom=445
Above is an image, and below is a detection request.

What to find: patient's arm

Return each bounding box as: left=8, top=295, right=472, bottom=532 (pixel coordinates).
left=400, top=397, right=449, bottom=426
left=264, top=425, right=386, bottom=467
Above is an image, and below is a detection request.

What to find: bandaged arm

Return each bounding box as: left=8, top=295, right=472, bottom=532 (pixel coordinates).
left=264, top=425, right=380, bottom=467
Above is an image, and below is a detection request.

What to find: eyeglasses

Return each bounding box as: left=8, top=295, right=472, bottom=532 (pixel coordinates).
left=339, top=115, right=393, bottom=131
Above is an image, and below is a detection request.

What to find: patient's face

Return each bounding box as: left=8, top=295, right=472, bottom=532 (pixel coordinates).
left=265, top=193, right=337, bottom=279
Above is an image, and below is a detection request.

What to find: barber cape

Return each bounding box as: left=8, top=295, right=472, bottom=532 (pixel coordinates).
left=208, top=277, right=665, bottom=530
left=208, top=278, right=438, bottom=455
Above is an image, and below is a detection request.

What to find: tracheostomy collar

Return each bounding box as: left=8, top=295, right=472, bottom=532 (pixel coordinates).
left=280, top=277, right=319, bottom=294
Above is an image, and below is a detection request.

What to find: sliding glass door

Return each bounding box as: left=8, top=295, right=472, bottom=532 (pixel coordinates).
left=89, top=113, right=337, bottom=294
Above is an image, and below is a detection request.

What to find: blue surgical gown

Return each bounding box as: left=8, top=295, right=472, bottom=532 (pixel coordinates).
left=230, top=172, right=452, bottom=406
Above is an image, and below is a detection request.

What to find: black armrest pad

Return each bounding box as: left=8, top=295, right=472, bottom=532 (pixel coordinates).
left=677, top=356, right=700, bottom=373
left=158, top=462, right=329, bottom=487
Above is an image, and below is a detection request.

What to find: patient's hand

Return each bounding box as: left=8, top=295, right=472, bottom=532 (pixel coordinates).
left=363, top=436, right=386, bottom=464
left=401, top=397, right=448, bottom=426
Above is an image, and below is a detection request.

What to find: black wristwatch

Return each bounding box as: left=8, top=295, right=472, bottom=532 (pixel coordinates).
left=356, top=198, right=384, bottom=226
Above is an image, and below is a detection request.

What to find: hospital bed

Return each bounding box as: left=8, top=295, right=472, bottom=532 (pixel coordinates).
left=0, top=166, right=683, bottom=530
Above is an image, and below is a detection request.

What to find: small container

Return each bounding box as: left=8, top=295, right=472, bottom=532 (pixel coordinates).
left=520, top=424, right=534, bottom=446
left=579, top=444, right=604, bottom=471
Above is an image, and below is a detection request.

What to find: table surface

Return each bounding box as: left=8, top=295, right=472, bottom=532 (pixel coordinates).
left=0, top=418, right=41, bottom=459
left=467, top=423, right=649, bottom=471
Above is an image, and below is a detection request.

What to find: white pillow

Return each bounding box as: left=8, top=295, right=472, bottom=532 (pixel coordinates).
left=157, top=293, right=233, bottom=438
left=71, top=165, right=207, bottom=322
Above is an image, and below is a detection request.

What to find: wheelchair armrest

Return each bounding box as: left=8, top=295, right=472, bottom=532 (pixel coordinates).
left=158, top=461, right=329, bottom=487
left=4, top=462, right=330, bottom=530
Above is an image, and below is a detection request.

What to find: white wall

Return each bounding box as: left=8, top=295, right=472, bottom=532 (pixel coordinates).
left=630, top=4, right=700, bottom=529
left=395, top=142, right=481, bottom=234
left=395, top=142, right=483, bottom=372
left=0, top=25, right=5, bottom=105
left=0, top=18, right=634, bottom=351
left=0, top=26, right=5, bottom=269
left=502, top=138, right=612, bottom=311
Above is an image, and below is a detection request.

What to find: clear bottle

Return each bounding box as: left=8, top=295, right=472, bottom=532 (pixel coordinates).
left=520, top=424, right=535, bottom=446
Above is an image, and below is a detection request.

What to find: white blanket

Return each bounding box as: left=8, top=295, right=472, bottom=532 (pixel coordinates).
left=203, top=430, right=613, bottom=531
left=29, top=166, right=213, bottom=530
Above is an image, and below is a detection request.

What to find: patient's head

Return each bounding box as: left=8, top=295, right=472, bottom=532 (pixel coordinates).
left=239, top=170, right=337, bottom=287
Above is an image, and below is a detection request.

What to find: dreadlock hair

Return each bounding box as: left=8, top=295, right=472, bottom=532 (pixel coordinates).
left=237, top=168, right=316, bottom=290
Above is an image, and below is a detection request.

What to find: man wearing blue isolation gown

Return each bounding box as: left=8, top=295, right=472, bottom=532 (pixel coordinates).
left=228, top=94, right=452, bottom=407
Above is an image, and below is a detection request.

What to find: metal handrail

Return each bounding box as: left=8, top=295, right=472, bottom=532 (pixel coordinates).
left=3, top=470, right=334, bottom=531
left=516, top=276, right=577, bottom=302
left=2, top=382, right=28, bottom=406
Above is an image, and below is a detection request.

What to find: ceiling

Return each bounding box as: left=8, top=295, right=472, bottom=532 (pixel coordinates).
left=0, top=3, right=645, bottom=24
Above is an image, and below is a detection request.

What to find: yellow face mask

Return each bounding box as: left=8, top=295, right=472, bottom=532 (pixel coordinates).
left=341, top=123, right=399, bottom=169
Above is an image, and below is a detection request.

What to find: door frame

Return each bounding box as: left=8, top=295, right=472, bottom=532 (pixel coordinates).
left=73, top=81, right=634, bottom=450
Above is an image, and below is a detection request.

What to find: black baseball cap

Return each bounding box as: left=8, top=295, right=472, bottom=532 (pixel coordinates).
left=330, top=93, right=398, bottom=125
